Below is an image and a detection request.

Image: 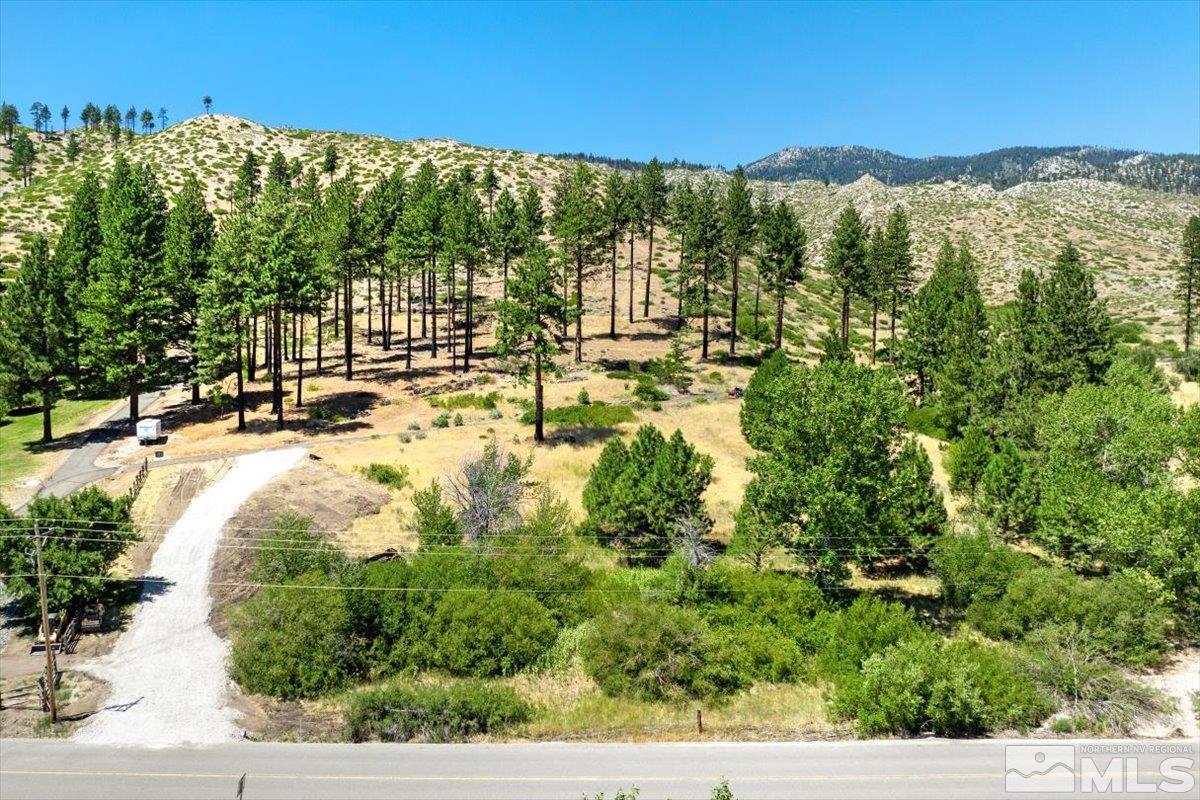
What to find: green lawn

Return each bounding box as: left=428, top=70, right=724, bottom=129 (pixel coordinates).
left=0, top=398, right=115, bottom=484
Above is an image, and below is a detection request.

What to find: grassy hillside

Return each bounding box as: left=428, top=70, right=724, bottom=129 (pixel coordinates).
left=2, top=114, right=1196, bottom=338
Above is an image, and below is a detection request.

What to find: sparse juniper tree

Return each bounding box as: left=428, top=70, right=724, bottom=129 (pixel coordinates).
left=202, top=95, right=212, bottom=114
left=598, top=171, right=630, bottom=338
left=60, top=105, right=70, bottom=133
left=267, top=149, right=289, bottom=188
left=54, top=171, right=103, bottom=388
left=550, top=162, right=602, bottom=362
left=1180, top=216, right=1200, bottom=356
left=9, top=131, right=35, bottom=186
left=758, top=200, right=806, bottom=349
left=158, top=107, right=168, bottom=131
left=0, top=236, right=70, bottom=441
left=84, top=156, right=169, bottom=422
left=827, top=203, right=869, bottom=347
left=163, top=175, right=215, bottom=403
left=65, top=132, right=80, bottom=163
left=638, top=157, right=667, bottom=317
left=322, top=144, right=339, bottom=179
left=197, top=210, right=254, bottom=430
left=882, top=206, right=915, bottom=362
left=489, top=186, right=521, bottom=300
left=0, top=102, right=18, bottom=144
left=139, top=108, right=154, bottom=133
left=722, top=166, right=756, bottom=355
left=495, top=241, right=565, bottom=443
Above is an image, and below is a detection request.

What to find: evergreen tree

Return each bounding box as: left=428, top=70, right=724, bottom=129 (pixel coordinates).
left=322, top=144, right=339, bottom=179
left=163, top=176, right=215, bottom=402
left=158, top=107, right=168, bottom=131
left=721, top=166, right=755, bottom=355
left=935, top=244, right=990, bottom=428
left=668, top=179, right=696, bottom=329
left=599, top=170, right=629, bottom=338
left=65, top=132, right=80, bottom=162
left=267, top=149, right=290, bottom=188
left=882, top=206, right=915, bottom=363
left=495, top=242, right=565, bottom=443
left=827, top=204, right=869, bottom=347
left=688, top=177, right=726, bottom=359
left=550, top=162, right=602, bottom=362
left=202, top=95, right=213, bottom=114
left=978, top=440, right=1037, bottom=538
left=405, top=161, right=443, bottom=353
left=60, top=105, right=70, bottom=133
left=318, top=175, right=361, bottom=379
left=197, top=210, right=254, bottom=430
left=517, top=183, right=544, bottom=246
left=489, top=186, right=521, bottom=301
left=481, top=161, right=499, bottom=217
left=54, top=171, right=104, bottom=388
left=1036, top=242, right=1112, bottom=392
left=234, top=149, right=262, bottom=207
left=358, top=169, right=406, bottom=349
left=124, top=106, right=136, bottom=131
left=638, top=158, right=667, bottom=317
left=83, top=156, right=169, bottom=421
left=0, top=102, right=18, bottom=144
left=1180, top=216, right=1200, bottom=356
left=758, top=201, right=806, bottom=349
left=9, top=131, right=35, bottom=186
left=883, top=438, right=948, bottom=567
left=139, top=108, right=154, bottom=133
left=444, top=181, right=486, bottom=371
left=865, top=223, right=888, bottom=364
left=0, top=236, right=70, bottom=440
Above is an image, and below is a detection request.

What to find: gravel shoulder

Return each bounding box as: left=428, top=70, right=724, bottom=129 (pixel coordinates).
left=72, top=447, right=305, bottom=747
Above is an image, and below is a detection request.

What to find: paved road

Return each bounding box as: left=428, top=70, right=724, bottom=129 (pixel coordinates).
left=26, top=391, right=163, bottom=506
left=0, top=738, right=1195, bottom=799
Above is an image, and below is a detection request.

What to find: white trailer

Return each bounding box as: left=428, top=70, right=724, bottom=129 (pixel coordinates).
left=136, top=417, right=161, bottom=444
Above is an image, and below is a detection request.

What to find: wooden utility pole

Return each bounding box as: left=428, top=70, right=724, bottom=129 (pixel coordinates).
left=34, top=521, right=58, bottom=723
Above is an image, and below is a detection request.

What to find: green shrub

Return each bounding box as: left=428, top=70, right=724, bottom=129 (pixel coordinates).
left=946, top=425, right=993, bottom=494
left=254, top=512, right=346, bottom=583
left=714, top=620, right=806, bottom=683
left=977, top=442, right=1038, bottom=538
left=453, top=413, right=464, bottom=426
left=432, top=411, right=451, bottom=428
left=581, top=600, right=742, bottom=701
left=431, top=591, right=558, bottom=677
left=344, top=681, right=530, bottom=742
left=841, top=635, right=1049, bottom=736
left=813, top=596, right=924, bottom=682
left=698, top=563, right=827, bottom=644
left=930, top=530, right=1034, bottom=609
left=632, top=382, right=669, bottom=402
left=359, top=463, right=410, bottom=490
left=520, top=401, right=636, bottom=428
left=412, top=481, right=462, bottom=548
left=904, top=404, right=952, bottom=441
left=428, top=391, right=500, bottom=410
left=967, top=568, right=1170, bottom=667
left=577, top=388, right=591, bottom=405
left=230, top=572, right=357, bottom=699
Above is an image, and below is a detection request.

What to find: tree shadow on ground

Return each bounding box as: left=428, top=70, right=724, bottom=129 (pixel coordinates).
left=542, top=426, right=622, bottom=448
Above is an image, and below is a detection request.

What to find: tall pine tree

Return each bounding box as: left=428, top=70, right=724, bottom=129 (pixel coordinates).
left=163, top=175, right=215, bottom=402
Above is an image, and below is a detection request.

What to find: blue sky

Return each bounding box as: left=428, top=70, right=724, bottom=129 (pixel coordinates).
left=1, top=1, right=1197, bottom=166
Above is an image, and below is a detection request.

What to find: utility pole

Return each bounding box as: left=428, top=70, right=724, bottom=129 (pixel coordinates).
left=34, top=521, right=58, bottom=723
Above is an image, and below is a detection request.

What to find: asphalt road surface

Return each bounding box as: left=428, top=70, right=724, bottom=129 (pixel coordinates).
left=1, top=738, right=1195, bottom=799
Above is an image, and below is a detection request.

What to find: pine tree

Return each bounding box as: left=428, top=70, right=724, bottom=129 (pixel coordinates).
left=83, top=156, right=169, bottom=421
left=827, top=204, right=868, bottom=347
left=599, top=171, right=629, bottom=339
left=158, top=107, right=168, bottom=131
left=481, top=161, right=499, bottom=217
left=139, top=108, right=154, bottom=133
left=882, top=206, right=914, bottom=362
left=444, top=182, right=486, bottom=371
left=1181, top=216, right=1200, bottom=357
left=322, top=144, right=339, bottom=179
left=721, top=166, right=755, bottom=355
left=758, top=201, right=806, bottom=349
left=198, top=211, right=254, bottom=430
left=234, top=150, right=262, bottom=207
left=163, top=176, right=215, bottom=403
left=54, top=171, right=104, bottom=389
left=495, top=242, right=565, bottom=443
left=359, top=169, right=406, bottom=349
left=550, top=162, right=602, bottom=363
left=65, top=132, right=80, bottom=163
left=60, top=105, right=70, bottom=133
left=406, top=161, right=443, bottom=353
left=1036, top=242, right=1112, bottom=392
left=0, top=237, right=70, bottom=440
left=638, top=158, right=667, bottom=317
left=668, top=179, right=696, bottom=329
left=933, top=244, right=990, bottom=428
left=267, top=150, right=290, bottom=188
left=865, top=223, right=888, bottom=364
left=0, top=102, right=18, bottom=144
left=489, top=187, right=521, bottom=301
left=901, top=240, right=964, bottom=397
left=202, top=95, right=213, bottom=114
left=318, top=175, right=361, bottom=379
left=689, top=177, right=726, bottom=359
left=9, top=132, right=35, bottom=186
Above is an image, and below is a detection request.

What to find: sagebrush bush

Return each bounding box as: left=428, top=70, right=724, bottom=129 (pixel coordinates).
left=359, top=463, right=410, bottom=490
left=431, top=591, right=559, bottom=677
left=581, top=600, right=742, bottom=701
left=230, top=572, right=358, bottom=699
left=813, top=596, right=925, bottom=682
left=967, top=567, right=1170, bottom=667
left=344, top=681, right=530, bottom=742
left=840, top=635, right=1050, bottom=736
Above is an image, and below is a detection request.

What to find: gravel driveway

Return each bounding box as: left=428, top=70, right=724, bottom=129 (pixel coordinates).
left=74, top=448, right=306, bottom=747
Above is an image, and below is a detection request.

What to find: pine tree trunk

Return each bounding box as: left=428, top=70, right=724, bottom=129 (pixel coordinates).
left=191, top=355, right=201, bottom=403
left=406, top=271, right=414, bottom=370
left=503, top=252, right=509, bottom=301
left=448, top=260, right=456, bottom=373
left=317, top=297, right=324, bottom=375
left=729, top=254, right=739, bottom=356
left=702, top=259, right=710, bottom=360
left=235, top=316, right=246, bottom=431
left=575, top=255, right=583, bottom=363
left=367, top=275, right=373, bottom=345
left=775, top=289, right=784, bottom=349
left=420, top=267, right=427, bottom=339
left=248, top=314, right=257, bottom=382
left=534, top=353, right=544, bottom=443
left=871, top=301, right=878, bottom=365
left=628, top=231, right=635, bottom=323
left=840, top=289, right=851, bottom=346
left=464, top=262, right=473, bottom=372
left=296, top=315, right=304, bottom=407
left=343, top=272, right=353, bottom=380
left=642, top=222, right=655, bottom=317
left=128, top=356, right=139, bottom=423
left=754, top=273, right=762, bottom=345
left=609, top=239, right=617, bottom=339
left=41, top=386, right=53, bottom=442
left=274, top=303, right=284, bottom=430
left=430, top=254, right=439, bottom=358
left=890, top=290, right=898, bottom=364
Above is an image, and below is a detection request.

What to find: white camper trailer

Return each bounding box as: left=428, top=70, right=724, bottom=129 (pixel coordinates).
left=136, top=417, right=161, bottom=444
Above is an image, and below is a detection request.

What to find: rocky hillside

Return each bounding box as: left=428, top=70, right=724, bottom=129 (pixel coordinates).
left=2, top=115, right=1197, bottom=338
left=745, top=144, right=1200, bottom=194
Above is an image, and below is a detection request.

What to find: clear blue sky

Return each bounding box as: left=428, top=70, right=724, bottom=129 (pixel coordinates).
left=1, top=1, right=1197, bottom=165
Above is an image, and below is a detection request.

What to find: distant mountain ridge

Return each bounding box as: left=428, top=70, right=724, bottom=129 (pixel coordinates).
left=744, top=145, right=1200, bottom=194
